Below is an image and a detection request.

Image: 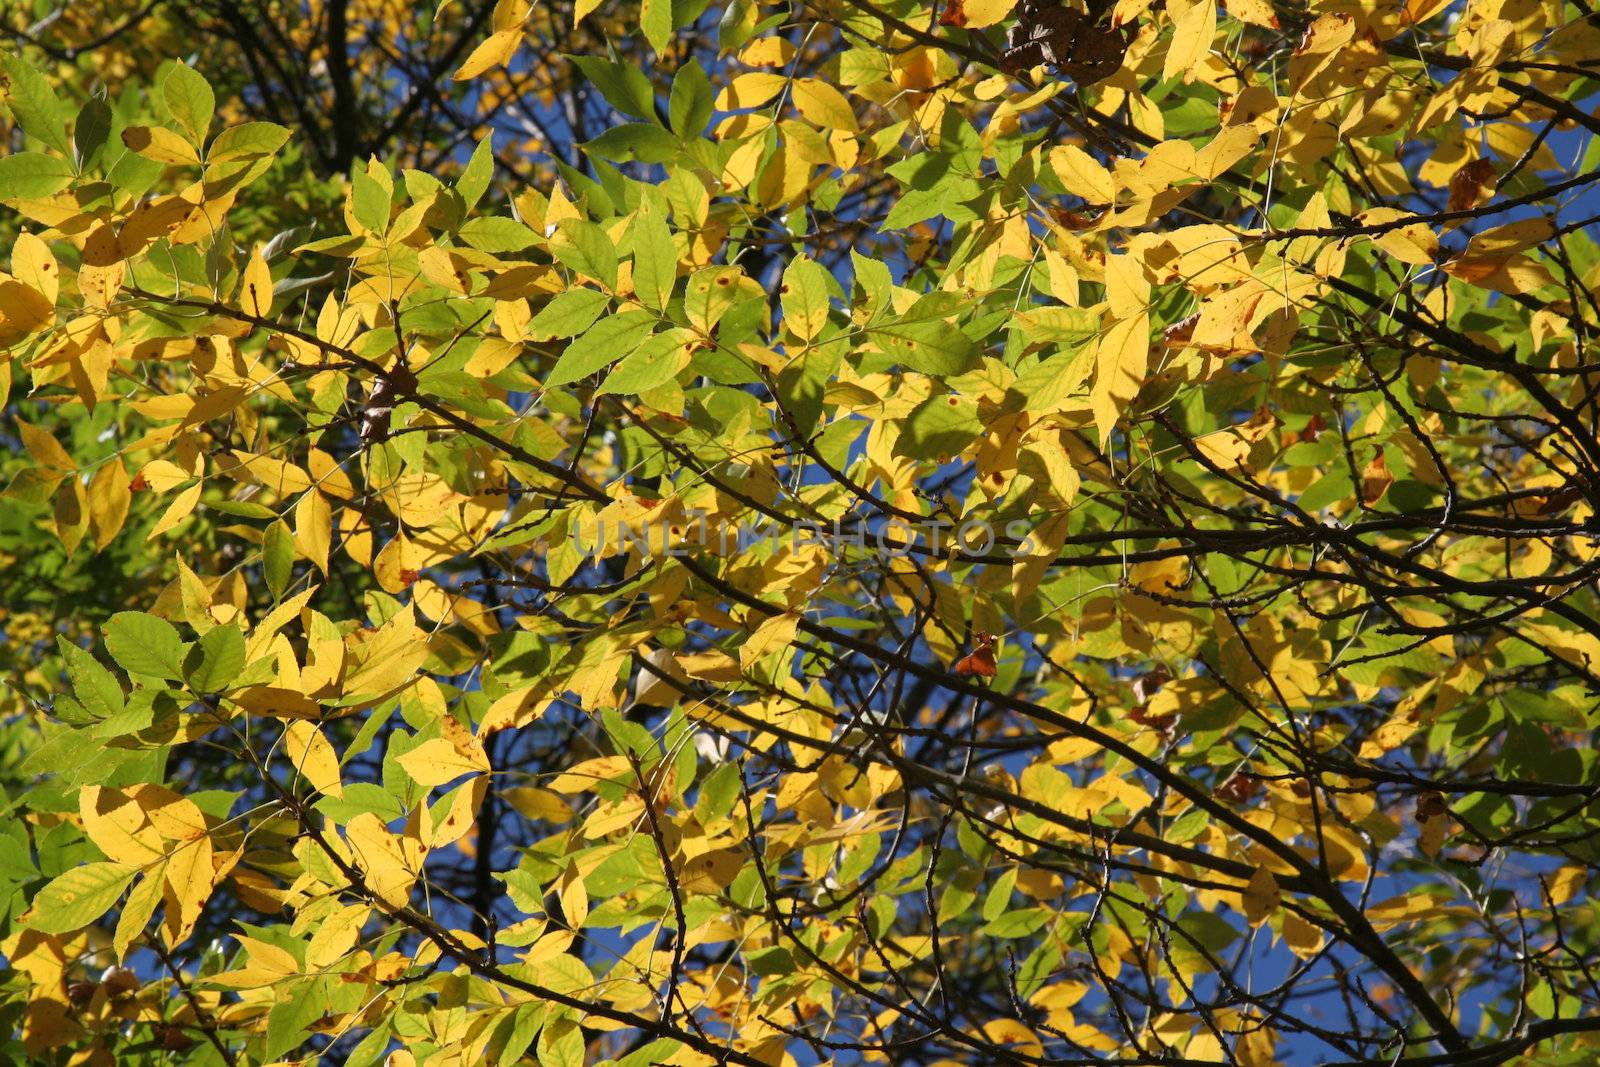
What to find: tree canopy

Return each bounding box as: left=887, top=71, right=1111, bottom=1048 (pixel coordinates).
left=3, top=0, right=1600, bottom=1064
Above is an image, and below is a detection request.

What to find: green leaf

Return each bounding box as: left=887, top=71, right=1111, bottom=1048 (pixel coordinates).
left=0, top=152, right=76, bottom=200
left=351, top=169, right=391, bottom=234
left=668, top=62, right=712, bottom=138
left=208, top=121, right=292, bottom=163
left=456, top=134, right=495, bottom=210
left=187, top=623, right=247, bottom=694
left=536, top=1016, right=585, bottom=1067
left=1171, top=910, right=1241, bottom=972
left=597, top=328, right=691, bottom=395
left=496, top=1002, right=547, bottom=1066
left=1, top=55, right=70, bottom=154
left=746, top=945, right=794, bottom=976
left=458, top=216, right=539, bottom=253
left=583, top=122, right=681, bottom=165
left=568, top=57, right=658, bottom=123
left=619, top=1040, right=684, bottom=1067
left=868, top=315, right=981, bottom=377
left=24, top=862, right=136, bottom=934
left=894, top=394, right=983, bottom=459
left=72, top=97, right=113, bottom=172
left=780, top=254, right=831, bottom=340
left=545, top=312, right=654, bottom=388
left=265, top=976, right=328, bottom=1060
left=162, top=62, right=215, bottom=144
left=528, top=289, right=612, bottom=340
left=630, top=201, right=676, bottom=311
left=641, top=0, right=673, bottom=53
left=982, top=907, right=1050, bottom=938
left=104, top=611, right=187, bottom=680
left=56, top=638, right=124, bottom=722
left=550, top=219, right=619, bottom=292
left=263, top=520, right=294, bottom=597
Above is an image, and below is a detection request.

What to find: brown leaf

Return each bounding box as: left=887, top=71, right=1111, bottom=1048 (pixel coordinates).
left=954, top=631, right=998, bottom=678
left=940, top=0, right=969, bottom=27
left=1214, top=773, right=1261, bottom=804
left=1162, top=311, right=1200, bottom=347
left=1002, top=4, right=1131, bottom=85
left=1447, top=158, right=1497, bottom=214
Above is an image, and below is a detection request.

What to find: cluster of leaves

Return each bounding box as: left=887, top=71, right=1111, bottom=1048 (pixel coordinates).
left=3, top=0, right=1600, bottom=1064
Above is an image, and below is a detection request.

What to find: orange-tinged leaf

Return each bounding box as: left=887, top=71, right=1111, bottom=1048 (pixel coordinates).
left=1361, top=452, right=1393, bottom=505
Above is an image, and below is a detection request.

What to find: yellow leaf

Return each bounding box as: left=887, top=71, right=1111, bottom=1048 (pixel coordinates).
left=454, top=29, right=522, bottom=80
left=1282, top=907, right=1324, bottom=958
left=1241, top=867, right=1280, bottom=925
left=547, top=755, right=632, bottom=793
left=162, top=835, right=215, bottom=945
left=559, top=863, right=589, bottom=929
left=0, top=279, right=54, bottom=340
left=738, top=38, right=796, bottom=66
left=1358, top=208, right=1439, bottom=265
left=238, top=247, right=273, bottom=318
left=1224, top=0, right=1279, bottom=27
left=679, top=847, right=744, bottom=893
left=1050, top=144, right=1116, bottom=204
left=283, top=721, right=344, bottom=798
left=342, top=604, right=429, bottom=699
left=1197, top=125, right=1259, bottom=179
left=1090, top=313, right=1149, bottom=441
left=1128, top=552, right=1188, bottom=595
left=982, top=1019, right=1044, bottom=1059
left=396, top=737, right=490, bottom=787
left=122, top=125, right=200, bottom=165
left=1163, top=0, right=1217, bottom=82
left=88, top=460, right=132, bottom=551
left=11, top=232, right=60, bottom=303
left=294, top=490, right=332, bottom=574
left=958, top=0, right=1021, bottom=27
left=17, top=422, right=74, bottom=471
left=80, top=787, right=165, bottom=866
left=740, top=611, right=799, bottom=670
left=791, top=80, right=857, bottom=133
left=345, top=813, right=424, bottom=909
left=138, top=458, right=197, bottom=492
left=715, top=72, right=789, bottom=111
left=225, top=450, right=313, bottom=496
left=113, top=870, right=165, bottom=962
left=133, top=783, right=210, bottom=841
left=504, top=786, right=572, bottom=822
left=149, top=482, right=203, bottom=538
